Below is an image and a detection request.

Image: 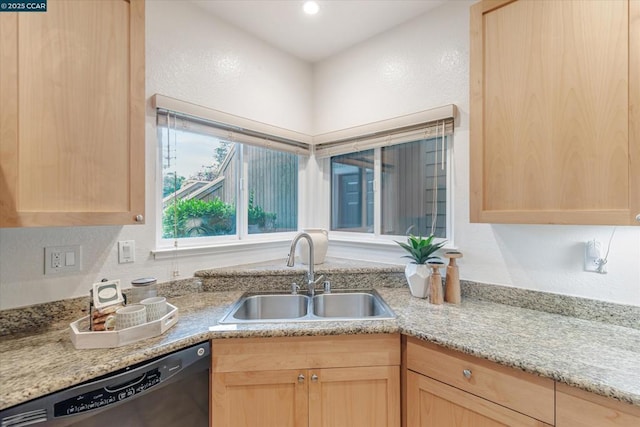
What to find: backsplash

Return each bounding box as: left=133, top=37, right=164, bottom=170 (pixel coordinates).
left=1, top=261, right=638, bottom=337
left=460, top=281, right=640, bottom=330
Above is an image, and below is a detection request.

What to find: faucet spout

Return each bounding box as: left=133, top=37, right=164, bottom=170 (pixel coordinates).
left=287, top=232, right=319, bottom=294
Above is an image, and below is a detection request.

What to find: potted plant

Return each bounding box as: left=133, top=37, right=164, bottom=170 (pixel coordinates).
left=396, top=234, right=446, bottom=298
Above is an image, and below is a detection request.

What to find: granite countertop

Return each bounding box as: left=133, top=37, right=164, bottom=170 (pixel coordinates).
left=195, top=257, right=406, bottom=276
left=1, top=284, right=639, bottom=412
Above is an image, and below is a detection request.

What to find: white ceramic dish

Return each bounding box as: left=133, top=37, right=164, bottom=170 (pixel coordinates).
left=140, top=296, right=167, bottom=322
left=115, top=304, right=147, bottom=330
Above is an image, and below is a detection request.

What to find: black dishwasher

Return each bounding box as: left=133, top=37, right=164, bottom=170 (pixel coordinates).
left=0, top=342, right=210, bottom=427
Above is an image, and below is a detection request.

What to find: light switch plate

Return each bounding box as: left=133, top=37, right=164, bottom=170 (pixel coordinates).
left=118, top=240, right=135, bottom=264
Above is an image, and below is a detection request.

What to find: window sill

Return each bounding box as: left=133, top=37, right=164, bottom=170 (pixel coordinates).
left=152, top=233, right=456, bottom=263
left=152, top=237, right=293, bottom=260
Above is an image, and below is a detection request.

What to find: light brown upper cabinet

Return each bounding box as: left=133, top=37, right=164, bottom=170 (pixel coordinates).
left=0, top=0, right=145, bottom=227
left=470, top=0, right=640, bottom=225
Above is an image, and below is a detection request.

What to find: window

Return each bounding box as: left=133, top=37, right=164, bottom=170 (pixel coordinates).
left=380, top=138, right=447, bottom=237
left=155, top=97, right=453, bottom=250
left=157, top=106, right=305, bottom=247
left=329, top=136, right=448, bottom=239
left=319, top=110, right=454, bottom=240
left=331, top=150, right=374, bottom=232
left=246, top=145, right=298, bottom=234
left=161, top=129, right=238, bottom=240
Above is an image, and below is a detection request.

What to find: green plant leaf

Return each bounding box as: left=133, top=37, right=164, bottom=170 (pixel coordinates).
left=396, top=233, right=446, bottom=264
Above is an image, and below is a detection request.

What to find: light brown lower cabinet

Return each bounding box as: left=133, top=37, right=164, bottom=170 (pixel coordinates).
left=211, top=334, right=640, bottom=427
left=211, top=334, right=400, bottom=427
left=406, top=371, right=552, bottom=426
left=405, top=337, right=555, bottom=427
left=556, top=383, right=640, bottom=427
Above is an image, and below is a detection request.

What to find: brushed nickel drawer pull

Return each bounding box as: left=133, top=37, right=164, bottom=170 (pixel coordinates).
left=298, top=374, right=305, bottom=383
left=311, top=374, right=318, bottom=382
left=463, top=369, right=472, bottom=379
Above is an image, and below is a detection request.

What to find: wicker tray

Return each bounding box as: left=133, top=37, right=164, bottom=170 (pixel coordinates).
left=69, top=303, right=179, bottom=349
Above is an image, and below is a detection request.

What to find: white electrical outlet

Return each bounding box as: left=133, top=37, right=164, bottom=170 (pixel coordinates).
left=51, top=252, right=62, bottom=268
left=45, top=245, right=82, bottom=275
left=584, top=239, right=602, bottom=272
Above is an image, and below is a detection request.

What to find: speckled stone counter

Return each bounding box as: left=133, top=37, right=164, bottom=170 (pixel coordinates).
left=195, top=257, right=408, bottom=293
left=1, top=263, right=639, bottom=412
left=377, top=288, right=640, bottom=406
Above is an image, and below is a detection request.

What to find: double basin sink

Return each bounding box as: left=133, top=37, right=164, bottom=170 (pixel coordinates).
left=219, top=289, right=395, bottom=324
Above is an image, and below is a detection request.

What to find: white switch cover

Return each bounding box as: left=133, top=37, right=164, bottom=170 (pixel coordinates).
left=65, top=251, right=75, bottom=266
left=118, top=240, right=135, bottom=264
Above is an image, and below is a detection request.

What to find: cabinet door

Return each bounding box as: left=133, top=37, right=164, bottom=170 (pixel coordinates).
left=556, top=383, right=640, bottom=427
left=0, top=0, right=145, bottom=227
left=470, top=0, right=640, bottom=225
left=407, top=371, right=552, bottom=427
left=309, top=366, right=400, bottom=427
left=211, top=369, right=309, bottom=427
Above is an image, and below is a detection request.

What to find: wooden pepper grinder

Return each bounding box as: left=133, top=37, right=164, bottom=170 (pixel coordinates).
left=427, top=261, right=445, bottom=305
left=444, top=251, right=463, bottom=304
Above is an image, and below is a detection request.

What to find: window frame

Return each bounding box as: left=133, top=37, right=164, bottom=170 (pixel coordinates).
left=151, top=96, right=456, bottom=257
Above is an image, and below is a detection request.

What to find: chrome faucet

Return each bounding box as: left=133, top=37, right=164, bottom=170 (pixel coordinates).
left=287, top=232, right=324, bottom=296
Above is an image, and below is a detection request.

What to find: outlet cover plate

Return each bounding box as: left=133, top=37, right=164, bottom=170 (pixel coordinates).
left=584, top=240, right=602, bottom=272
left=45, top=245, right=82, bottom=275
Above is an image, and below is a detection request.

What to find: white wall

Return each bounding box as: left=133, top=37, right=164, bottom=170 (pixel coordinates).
left=0, top=1, right=313, bottom=309
left=1, top=0, right=638, bottom=309
left=316, top=0, right=640, bottom=306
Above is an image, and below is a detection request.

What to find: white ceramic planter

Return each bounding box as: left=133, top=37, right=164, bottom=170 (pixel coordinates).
left=298, top=228, right=329, bottom=265
left=404, top=263, right=430, bottom=298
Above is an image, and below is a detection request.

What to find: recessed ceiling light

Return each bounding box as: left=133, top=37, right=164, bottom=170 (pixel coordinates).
left=303, top=1, right=319, bottom=15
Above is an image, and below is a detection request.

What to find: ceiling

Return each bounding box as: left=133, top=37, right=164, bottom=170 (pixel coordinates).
left=192, top=1, right=447, bottom=63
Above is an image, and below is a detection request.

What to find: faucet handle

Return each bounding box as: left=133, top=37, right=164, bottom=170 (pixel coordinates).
left=312, top=275, right=325, bottom=286
left=323, top=280, right=331, bottom=293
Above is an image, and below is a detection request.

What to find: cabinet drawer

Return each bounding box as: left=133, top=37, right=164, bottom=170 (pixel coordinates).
left=556, top=383, right=640, bottom=427
left=213, top=334, right=400, bottom=373
left=406, top=337, right=554, bottom=424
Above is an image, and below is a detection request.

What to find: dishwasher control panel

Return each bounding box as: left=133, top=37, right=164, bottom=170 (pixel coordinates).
left=53, top=368, right=161, bottom=417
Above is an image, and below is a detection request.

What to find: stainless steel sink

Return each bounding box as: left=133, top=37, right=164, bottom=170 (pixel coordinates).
left=218, top=289, right=395, bottom=324
left=313, top=292, right=390, bottom=318
left=230, top=294, right=308, bottom=320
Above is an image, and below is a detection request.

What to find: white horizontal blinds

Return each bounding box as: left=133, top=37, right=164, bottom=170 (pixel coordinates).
left=154, top=94, right=312, bottom=156
left=314, top=104, right=456, bottom=158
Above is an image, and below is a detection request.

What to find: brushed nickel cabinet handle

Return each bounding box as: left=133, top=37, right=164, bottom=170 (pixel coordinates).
left=462, top=369, right=472, bottom=379
left=298, top=374, right=305, bottom=383
left=135, top=214, right=144, bottom=222
left=311, top=374, right=318, bottom=382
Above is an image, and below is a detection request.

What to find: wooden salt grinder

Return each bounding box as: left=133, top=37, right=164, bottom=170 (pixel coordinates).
left=444, top=251, right=463, bottom=304
left=427, top=261, right=445, bottom=305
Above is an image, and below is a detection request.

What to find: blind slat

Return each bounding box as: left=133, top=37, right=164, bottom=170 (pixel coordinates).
left=155, top=94, right=311, bottom=156
left=315, top=119, right=454, bottom=159
left=157, top=112, right=310, bottom=156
